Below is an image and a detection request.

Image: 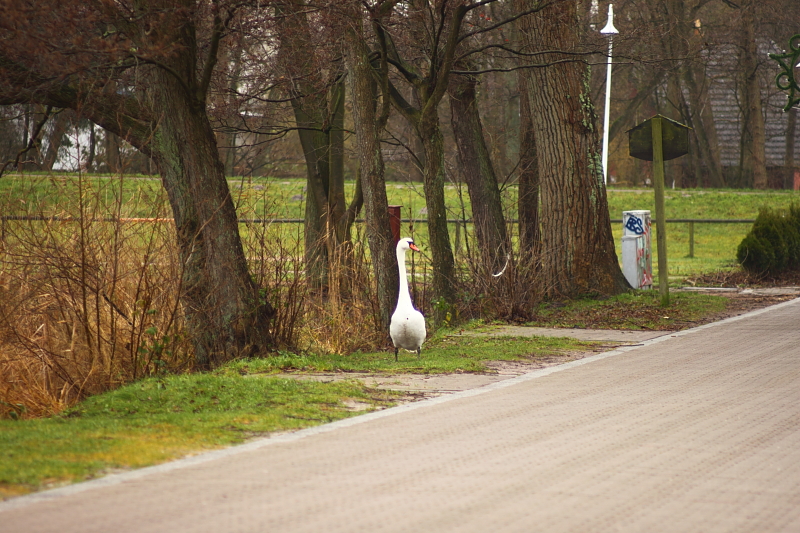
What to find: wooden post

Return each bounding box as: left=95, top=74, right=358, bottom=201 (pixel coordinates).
left=652, top=117, right=669, bottom=307
left=688, top=221, right=694, bottom=258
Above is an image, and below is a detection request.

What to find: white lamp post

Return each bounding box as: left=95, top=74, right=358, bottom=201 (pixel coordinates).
left=600, top=4, right=619, bottom=185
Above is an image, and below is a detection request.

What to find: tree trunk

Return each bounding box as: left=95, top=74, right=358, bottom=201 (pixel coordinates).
left=42, top=108, right=72, bottom=171
left=0, top=1, right=276, bottom=367
left=448, top=72, right=509, bottom=274
left=417, top=112, right=458, bottom=323
left=665, top=72, right=686, bottom=188
left=786, top=107, right=797, bottom=189
left=148, top=67, right=274, bottom=368
left=517, top=67, right=540, bottom=258
left=665, top=0, right=725, bottom=187
left=86, top=122, right=96, bottom=172
left=344, top=22, right=398, bottom=334
left=739, top=0, right=768, bottom=189
left=523, top=1, right=629, bottom=298
left=276, top=2, right=358, bottom=289
left=104, top=131, right=121, bottom=174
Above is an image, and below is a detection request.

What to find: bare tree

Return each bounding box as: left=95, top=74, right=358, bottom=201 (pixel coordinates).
left=0, top=0, right=275, bottom=367
left=520, top=0, right=629, bottom=297
left=342, top=1, right=398, bottom=333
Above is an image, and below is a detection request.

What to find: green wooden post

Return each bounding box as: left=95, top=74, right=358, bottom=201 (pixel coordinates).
left=688, top=221, right=695, bottom=258
left=628, top=114, right=690, bottom=304
left=652, top=117, right=669, bottom=307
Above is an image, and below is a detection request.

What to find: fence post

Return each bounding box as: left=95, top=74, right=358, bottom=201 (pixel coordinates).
left=688, top=221, right=694, bottom=258
left=388, top=205, right=402, bottom=245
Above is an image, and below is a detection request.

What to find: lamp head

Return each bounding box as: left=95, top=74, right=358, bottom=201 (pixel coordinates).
left=600, top=4, right=619, bottom=35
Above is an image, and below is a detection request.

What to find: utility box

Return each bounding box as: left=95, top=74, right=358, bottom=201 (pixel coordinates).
left=622, top=210, right=653, bottom=289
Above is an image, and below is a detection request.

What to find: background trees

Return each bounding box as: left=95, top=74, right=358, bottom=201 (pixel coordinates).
left=596, top=0, right=800, bottom=189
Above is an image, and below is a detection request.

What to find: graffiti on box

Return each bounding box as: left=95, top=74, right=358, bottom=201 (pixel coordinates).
left=625, top=214, right=645, bottom=235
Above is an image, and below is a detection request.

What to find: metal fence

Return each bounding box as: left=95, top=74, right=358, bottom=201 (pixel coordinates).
left=0, top=215, right=756, bottom=259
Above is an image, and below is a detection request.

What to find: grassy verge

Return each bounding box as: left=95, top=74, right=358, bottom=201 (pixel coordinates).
left=0, top=333, right=590, bottom=499
left=0, top=376, right=400, bottom=499
left=526, top=291, right=728, bottom=330
left=221, top=333, right=590, bottom=375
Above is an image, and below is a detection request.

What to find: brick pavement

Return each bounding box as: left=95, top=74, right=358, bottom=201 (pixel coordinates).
left=2, top=298, right=799, bottom=533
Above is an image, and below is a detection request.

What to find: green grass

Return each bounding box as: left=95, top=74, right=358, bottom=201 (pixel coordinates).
left=4, top=173, right=800, bottom=277
left=3, top=172, right=800, bottom=277
left=0, top=374, right=399, bottom=498
left=0, top=332, right=589, bottom=499
left=220, top=332, right=592, bottom=375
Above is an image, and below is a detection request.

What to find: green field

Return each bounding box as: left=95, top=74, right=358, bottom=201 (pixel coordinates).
left=2, top=172, right=799, bottom=279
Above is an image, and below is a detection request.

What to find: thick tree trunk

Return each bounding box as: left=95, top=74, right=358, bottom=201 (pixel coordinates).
left=523, top=1, right=629, bottom=298
left=739, top=0, right=768, bottom=189
left=448, top=72, right=509, bottom=274
left=148, top=64, right=274, bottom=368
left=104, top=131, right=121, bottom=174
left=517, top=68, right=540, bottom=258
left=0, top=3, right=276, bottom=367
left=344, top=24, right=397, bottom=334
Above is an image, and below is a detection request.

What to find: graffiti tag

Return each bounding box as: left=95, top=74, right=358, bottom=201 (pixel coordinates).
left=625, top=215, right=644, bottom=235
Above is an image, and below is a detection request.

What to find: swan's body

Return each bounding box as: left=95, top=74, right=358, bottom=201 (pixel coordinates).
left=390, top=238, right=426, bottom=361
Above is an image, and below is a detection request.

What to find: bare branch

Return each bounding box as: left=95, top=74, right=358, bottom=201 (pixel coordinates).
left=458, top=1, right=551, bottom=44
left=0, top=106, right=53, bottom=178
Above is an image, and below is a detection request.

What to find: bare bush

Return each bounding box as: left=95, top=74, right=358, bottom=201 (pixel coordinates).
left=0, top=175, right=189, bottom=418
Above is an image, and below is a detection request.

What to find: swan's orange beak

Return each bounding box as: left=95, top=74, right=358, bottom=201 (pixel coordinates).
left=409, top=243, right=420, bottom=252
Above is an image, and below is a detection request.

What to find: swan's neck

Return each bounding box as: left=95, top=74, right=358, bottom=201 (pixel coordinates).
left=396, top=248, right=413, bottom=308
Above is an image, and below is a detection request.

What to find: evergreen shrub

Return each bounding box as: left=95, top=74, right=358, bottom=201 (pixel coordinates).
left=737, top=206, right=800, bottom=275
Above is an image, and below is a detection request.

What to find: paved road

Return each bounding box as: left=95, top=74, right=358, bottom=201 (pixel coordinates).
left=2, top=299, right=800, bottom=533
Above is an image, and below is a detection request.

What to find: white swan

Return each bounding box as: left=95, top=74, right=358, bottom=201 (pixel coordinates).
left=390, top=238, right=426, bottom=361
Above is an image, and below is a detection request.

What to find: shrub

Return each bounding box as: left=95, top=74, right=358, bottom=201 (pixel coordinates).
left=737, top=206, right=800, bottom=275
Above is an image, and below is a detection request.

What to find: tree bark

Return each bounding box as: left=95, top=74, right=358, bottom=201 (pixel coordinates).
left=344, top=19, right=398, bottom=334
left=143, top=15, right=274, bottom=368
left=275, top=1, right=359, bottom=289
left=786, top=107, right=797, bottom=189
left=104, top=131, right=122, bottom=174
left=0, top=0, right=277, bottom=367
left=522, top=1, right=629, bottom=298
left=660, top=0, right=723, bottom=187
left=379, top=2, right=466, bottom=325
left=417, top=111, right=458, bottom=320
left=739, top=0, right=768, bottom=189
left=448, top=71, right=509, bottom=273
left=517, top=66, right=540, bottom=258
left=42, top=108, right=72, bottom=171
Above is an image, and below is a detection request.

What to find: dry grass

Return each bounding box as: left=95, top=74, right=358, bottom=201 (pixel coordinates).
left=0, top=179, right=394, bottom=418
left=0, top=196, right=189, bottom=419
left=0, top=176, right=546, bottom=420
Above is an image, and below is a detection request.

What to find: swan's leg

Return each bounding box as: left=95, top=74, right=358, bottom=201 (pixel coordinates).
left=417, top=347, right=421, bottom=358
left=394, top=347, right=399, bottom=362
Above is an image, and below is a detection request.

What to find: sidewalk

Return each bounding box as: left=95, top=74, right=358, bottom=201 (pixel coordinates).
left=2, top=298, right=799, bottom=533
